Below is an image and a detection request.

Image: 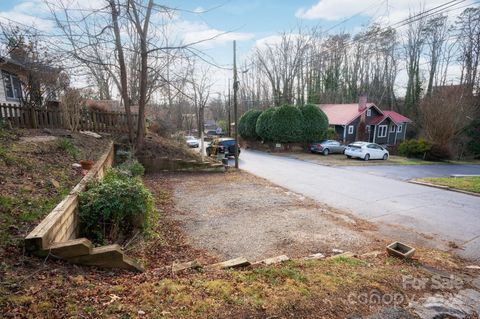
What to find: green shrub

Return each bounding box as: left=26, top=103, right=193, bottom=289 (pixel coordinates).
left=269, top=104, right=304, bottom=143
left=298, top=104, right=329, bottom=143
left=326, top=127, right=337, bottom=140
left=79, top=169, right=154, bottom=245
left=239, top=109, right=262, bottom=140
left=256, top=107, right=276, bottom=141
left=57, top=138, right=80, bottom=160
left=398, top=139, right=432, bottom=158
left=117, top=159, right=145, bottom=177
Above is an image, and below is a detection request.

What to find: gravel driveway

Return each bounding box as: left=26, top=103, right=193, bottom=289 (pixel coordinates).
left=168, top=171, right=375, bottom=261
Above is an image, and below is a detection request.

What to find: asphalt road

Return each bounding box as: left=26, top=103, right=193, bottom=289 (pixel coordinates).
left=237, top=150, right=480, bottom=261
left=342, top=164, right=480, bottom=181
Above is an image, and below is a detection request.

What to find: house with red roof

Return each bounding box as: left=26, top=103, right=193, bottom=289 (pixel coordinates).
left=318, top=96, right=412, bottom=145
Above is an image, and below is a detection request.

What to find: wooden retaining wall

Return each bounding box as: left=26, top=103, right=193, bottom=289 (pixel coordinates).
left=25, top=142, right=143, bottom=272
left=137, top=155, right=225, bottom=173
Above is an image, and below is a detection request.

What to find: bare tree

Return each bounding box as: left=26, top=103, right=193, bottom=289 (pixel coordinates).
left=419, top=85, right=478, bottom=148
left=255, top=29, right=313, bottom=106
left=456, top=7, right=480, bottom=93
left=404, top=11, right=427, bottom=117
left=424, top=14, right=449, bottom=96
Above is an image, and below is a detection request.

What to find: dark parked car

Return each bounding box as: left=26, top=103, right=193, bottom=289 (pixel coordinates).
left=206, top=138, right=241, bottom=157
left=310, top=140, right=346, bottom=155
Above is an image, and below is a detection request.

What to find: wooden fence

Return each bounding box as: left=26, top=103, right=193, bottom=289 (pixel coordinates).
left=0, top=103, right=138, bottom=134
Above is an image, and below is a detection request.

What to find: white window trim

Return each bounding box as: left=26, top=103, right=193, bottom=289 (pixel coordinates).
left=397, top=124, right=403, bottom=133
left=378, top=125, right=388, bottom=138
left=348, top=125, right=354, bottom=134
left=2, top=71, right=21, bottom=100
left=390, top=125, right=396, bottom=133
left=366, top=109, right=371, bottom=116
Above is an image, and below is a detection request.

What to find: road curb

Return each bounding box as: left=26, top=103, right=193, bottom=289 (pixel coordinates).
left=409, top=180, right=480, bottom=197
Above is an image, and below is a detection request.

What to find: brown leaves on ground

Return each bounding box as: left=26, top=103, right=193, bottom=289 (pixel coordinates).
left=135, top=133, right=205, bottom=162
left=0, top=145, right=476, bottom=319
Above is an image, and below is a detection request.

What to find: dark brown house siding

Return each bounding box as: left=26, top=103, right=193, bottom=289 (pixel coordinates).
left=374, top=118, right=390, bottom=144
left=345, top=117, right=360, bottom=143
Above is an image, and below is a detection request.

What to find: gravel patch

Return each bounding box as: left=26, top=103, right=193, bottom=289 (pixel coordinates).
left=167, top=171, right=374, bottom=261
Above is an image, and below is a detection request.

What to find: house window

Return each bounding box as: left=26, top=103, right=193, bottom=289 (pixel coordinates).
left=366, top=109, right=371, bottom=117
left=397, top=124, right=403, bottom=133
left=348, top=125, right=354, bottom=134
left=2, top=71, right=22, bottom=100
left=390, top=125, right=396, bottom=133
left=378, top=125, right=388, bottom=138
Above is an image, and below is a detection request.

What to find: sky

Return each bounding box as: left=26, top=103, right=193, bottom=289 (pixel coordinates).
left=0, top=0, right=476, bottom=95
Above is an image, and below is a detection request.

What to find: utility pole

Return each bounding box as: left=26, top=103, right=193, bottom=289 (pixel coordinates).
left=233, top=40, right=239, bottom=169
left=228, top=78, right=231, bottom=137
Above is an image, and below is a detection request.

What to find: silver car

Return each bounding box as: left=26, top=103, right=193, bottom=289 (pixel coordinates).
left=185, top=136, right=199, bottom=148
left=310, top=140, right=346, bottom=155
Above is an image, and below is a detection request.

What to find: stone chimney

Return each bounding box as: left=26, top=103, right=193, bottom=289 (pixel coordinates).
left=358, top=95, right=367, bottom=112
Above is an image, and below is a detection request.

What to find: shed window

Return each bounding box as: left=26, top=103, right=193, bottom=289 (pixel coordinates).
left=397, top=124, right=403, bottom=133
left=348, top=125, right=354, bottom=134
left=2, top=71, right=22, bottom=100
left=390, top=125, right=396, bottom=133
left=378, top=125, right=388, bottom=138
left=366, top=109, right=371, bottom=116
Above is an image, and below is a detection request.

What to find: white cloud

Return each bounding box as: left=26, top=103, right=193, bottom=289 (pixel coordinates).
left=296, top=0, right=475, bottom=23
left=296, top=0, right=378, bottom=21
left=173, top=20, right=254, bottom=49
left=254, top=33, right=311, bottom=50
left=0, top=12, right=54, bottom=32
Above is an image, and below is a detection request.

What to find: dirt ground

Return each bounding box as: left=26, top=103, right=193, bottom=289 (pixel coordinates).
left=159, top=170, right=380, bottom=261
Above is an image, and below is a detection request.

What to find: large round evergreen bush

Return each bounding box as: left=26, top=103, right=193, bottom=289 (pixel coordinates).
left=255, top=107, right=276, bottom=141
left=269, top=104, right=304, bottom=143
left=298, top=104, right=329, bottom=143
left=239, top=109, right=262, bottom=140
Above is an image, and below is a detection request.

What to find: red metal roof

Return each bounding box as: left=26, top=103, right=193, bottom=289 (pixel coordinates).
left=318, top=103, right=411, bottom=125
left=383, top=111, right=412, bottom=124
left=368, top=112, right=412, bottom=126
left=319, top=103, right=376, bottom=125
left=368, top=115, right=385, bottom=125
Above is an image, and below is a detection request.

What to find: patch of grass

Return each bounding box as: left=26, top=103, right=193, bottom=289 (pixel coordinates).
left=0, top=145, right=16, bottom=165
left=0, top=191, right=68, bottom=252
left=328, top=256, right=366, bottom=266
left=57, top=138, right=80, bottom=160
left=418, top=176, right=480, bottom=193
left=244, top=264, right=307, bottom=285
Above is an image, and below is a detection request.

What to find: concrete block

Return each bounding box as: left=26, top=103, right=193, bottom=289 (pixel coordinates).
left=387, top=242, right=415, bottom=259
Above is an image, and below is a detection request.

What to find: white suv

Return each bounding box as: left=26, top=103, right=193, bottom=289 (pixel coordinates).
left=345, top=142, right=389, bottom=161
